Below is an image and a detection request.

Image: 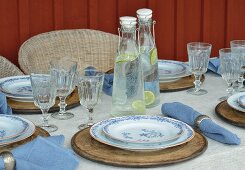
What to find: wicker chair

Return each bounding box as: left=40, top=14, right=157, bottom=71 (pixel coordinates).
left=0, top=56, right=24, bottom=78
left=18, top=29, right=118, bottom=74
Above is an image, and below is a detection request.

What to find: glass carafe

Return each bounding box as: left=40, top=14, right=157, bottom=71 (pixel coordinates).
left=137, top=8, right=160, bottom=108
left=111, top=16, right=145, bottom=117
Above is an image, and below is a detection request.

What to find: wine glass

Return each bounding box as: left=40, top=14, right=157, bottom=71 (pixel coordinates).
left=187, top=42, right=212, bottom=95
left=230, top=40, right=245, bottom=92
left=219, top=48, right=240, bottom=101
left=77, top=69, right=104, bottom=129
left=30, top=74, right=58, bottom=132
left=50, top=58, right=77, bottom=120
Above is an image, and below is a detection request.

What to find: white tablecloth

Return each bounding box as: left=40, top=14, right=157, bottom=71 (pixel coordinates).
left=20, top=72, right=245, bottom=170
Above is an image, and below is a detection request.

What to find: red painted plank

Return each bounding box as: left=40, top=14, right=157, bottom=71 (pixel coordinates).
left=53, top=0, right=64, bottom=30
left=29, top=0, right=54, bottom=36
left=176, top=0, right=202, bottom=61
left=203, top=0, right=226, bottom=57
left=227, top=0, right=245, bottom=47
left=0, top=0, right=19, bottom=65
left=63, top=0, right=88, bottom=29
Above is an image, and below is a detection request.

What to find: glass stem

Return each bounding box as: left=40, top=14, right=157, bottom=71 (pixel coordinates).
left=194, top=74, right=202, bottom=92
left=41, top=109, right=49, bottom=127
left=238, top=75, right=244, bottom=89
left=87, top=108, right=94, bottom=126
left=226, top=82, right=234, bottom=97
left=58, top=96, right=67, bottom=115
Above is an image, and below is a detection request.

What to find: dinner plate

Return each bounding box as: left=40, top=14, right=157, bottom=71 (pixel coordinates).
left=0, top=75, right=33, bottom=101
left=158, top=60, right=186, bottom=77
left=102, top=116, right=184, bottom=144
left=90, top=115, right=195, bottom=151
left=158, top=60, right=192, bottom=82
left=0, top=116, right=35, bottom=146
left=0, top=115, right=29, bottom=141
left=227, top=92, right=245, bottom=112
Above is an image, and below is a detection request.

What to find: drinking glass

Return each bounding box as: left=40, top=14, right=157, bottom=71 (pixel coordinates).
left=187, top=42, right=212, bottom=95
left=50, top=58, right=77, bottom=120
left=219, top=48, right=240, bottom=101
left=77, top=69, right=104, bottom=129
left=30, top=74, right=58, bottom=132
left=230, top=40, right=245, bottom=91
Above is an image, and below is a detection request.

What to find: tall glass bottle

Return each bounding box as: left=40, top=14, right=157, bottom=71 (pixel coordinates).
left=137, top=8, right=160, bottom=108
left=111, top=16, right=145, bottom=117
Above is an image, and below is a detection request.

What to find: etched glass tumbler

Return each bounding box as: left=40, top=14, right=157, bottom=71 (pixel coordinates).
left=230, top=40, right=245, bottom=92
left=187, top=42, right=212, bottom=95
left=219, top=48, right=240, bottom=101
left=30, top=74, right=58, bottom=132
left=50, top=58, right=77, bottom=120
left=77, top=69, right=104, bottom=129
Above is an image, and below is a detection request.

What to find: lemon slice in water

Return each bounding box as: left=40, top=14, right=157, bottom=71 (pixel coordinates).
left=132, top=100, right=145, bottom=113
left=150, top=48, right=158, bottom=65
left=116, top=53, right=137, bottom=63
left=144, top=91, right=155, bottom=105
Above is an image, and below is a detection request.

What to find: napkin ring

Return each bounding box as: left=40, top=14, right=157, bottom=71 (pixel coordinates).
left=194, top=115, right=210, bottom=129
left=0, top=151, right=15, bottom=170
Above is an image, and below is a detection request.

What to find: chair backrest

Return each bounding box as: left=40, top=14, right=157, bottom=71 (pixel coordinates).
left=0, top=56, right=24, bottom=78
left=18, top=29, right=118, bottom=74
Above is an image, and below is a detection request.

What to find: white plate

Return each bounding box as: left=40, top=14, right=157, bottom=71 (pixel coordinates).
left=90, top=115, right=195, bottom=151
left=158, top=60, right=192, bottom=82
left=0, top=115, right=29, bottom=140
left=0, top=76, right=33, bottom=101
left=158, top=60, right=186, bottom=77
left=0, top=116, right=35, bottom=146
left=227, top=92, right=245, bottom=112
left=102, top=116, right=183, bottom=144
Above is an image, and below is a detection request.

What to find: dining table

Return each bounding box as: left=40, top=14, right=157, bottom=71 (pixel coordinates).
left=18, top=72, right=245, bottom=170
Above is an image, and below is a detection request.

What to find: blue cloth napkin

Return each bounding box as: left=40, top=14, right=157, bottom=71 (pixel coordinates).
left=85, top=66, right=113, bottom=96
left=0, top=135, right=79, bottom=170
left=208, top=57, right=220, bottom=75
left=0, top=92, right=12, bottom=114
left=161, top=102, right=240, bottom=145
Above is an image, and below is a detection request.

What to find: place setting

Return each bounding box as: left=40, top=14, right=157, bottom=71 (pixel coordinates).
left=159, top=42, right=211, bottom=93
left=0, top=75, right=80, bottom=114
left=215, top=42, right=245, bottom=128
left=71, top=115, right=208, bottom=167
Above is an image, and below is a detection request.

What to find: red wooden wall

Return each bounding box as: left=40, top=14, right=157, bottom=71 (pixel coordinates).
left=1, top=0, right=245, bottom=66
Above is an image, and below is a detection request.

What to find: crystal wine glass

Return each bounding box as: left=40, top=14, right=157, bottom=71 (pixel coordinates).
left=77, top=69, right=104, bottom=129
left=230, top=40, right=245, bottom=92
left=187, top=42, right=212, bottom=95
left=30, top=74, right=58, bottom=132
left=219, top=48, right=240, bottom=101
left=50, top=58, right=77, bottom=120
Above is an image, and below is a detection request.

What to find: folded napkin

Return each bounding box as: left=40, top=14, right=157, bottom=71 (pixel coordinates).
left=0, top=92, right=12, bottom=114
left=208, top=57, right=220, bottom=75
left=161, top=102, right=240, bottom=145
left=0, top=135, right=79, bottom=170
left=85, top=66, right=113, bottom=96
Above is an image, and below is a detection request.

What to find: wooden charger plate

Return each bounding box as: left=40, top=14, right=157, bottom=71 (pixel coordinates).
left=160, top=75, right=205, bottom=92
left=0, top=127, right=50, bottom=151
left=71, top=128, right=207, bottom=168
left=8, top=89, right=80, bottom=114
left=215, top=101, right=245, bottom=128
left=106, top=69, right=205, bottom=92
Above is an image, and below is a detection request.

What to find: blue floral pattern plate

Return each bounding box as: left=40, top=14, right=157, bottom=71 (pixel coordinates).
left=158, top=60, right=191, bottom=82
left=227, top=92, right=245, bottom=112
left=0, top=115, right=35, bottom=146
left=0, top=75, right=33, bottom=101
left=90, top=115, right=195, bottom=151
left=102, top=116, right=184, bottom=144
left=0, top=115, right=29, bottom=141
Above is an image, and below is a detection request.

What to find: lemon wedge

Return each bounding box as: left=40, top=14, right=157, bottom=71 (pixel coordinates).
left=132, top=100, right=146, bottom=113
left=144, top=91, right=155, bottom=105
